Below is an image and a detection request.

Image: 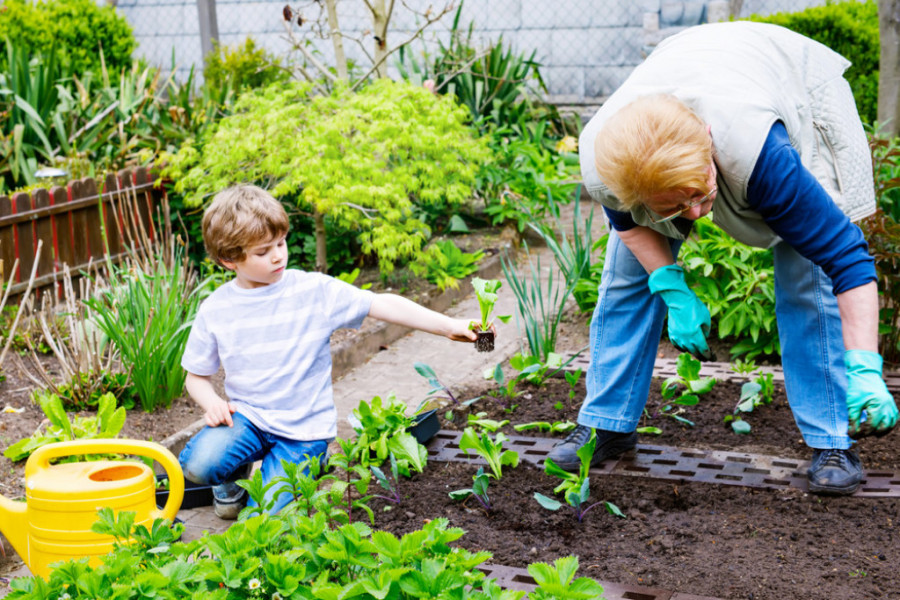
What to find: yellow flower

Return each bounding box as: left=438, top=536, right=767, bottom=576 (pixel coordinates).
left=555, top=135, right=578, bottom=153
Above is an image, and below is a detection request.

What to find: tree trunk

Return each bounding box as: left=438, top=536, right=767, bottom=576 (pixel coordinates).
left=370, top=0, right=390, bottom=78
left=314, top=210, right=328, bottom=273
left=729, top=0, right=743, bottom=18
left=879, top=0, right=900, bottom=136
left=325, top=0, right=349, bottom=81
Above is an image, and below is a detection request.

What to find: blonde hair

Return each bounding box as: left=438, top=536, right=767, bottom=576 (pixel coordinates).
left=202, top=185, right=289, bottom=266
left=593, top=95, right=713, bottom=210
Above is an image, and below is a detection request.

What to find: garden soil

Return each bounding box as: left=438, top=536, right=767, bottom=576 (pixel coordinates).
left=369, top=376, right=900, bottom=600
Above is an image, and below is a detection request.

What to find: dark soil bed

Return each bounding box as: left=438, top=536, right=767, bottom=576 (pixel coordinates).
left=364, top=375, right=900, bottom=600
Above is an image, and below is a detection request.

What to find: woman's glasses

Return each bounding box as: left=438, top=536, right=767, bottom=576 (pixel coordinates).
left=647, top=185, right=717, bottom=224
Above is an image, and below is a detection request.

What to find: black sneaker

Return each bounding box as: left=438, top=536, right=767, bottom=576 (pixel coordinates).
left=807, top=448, right=862, bottom=496
left=545, top=424, right=637, bottom=472
left=213, top=463, right=252, bottom=520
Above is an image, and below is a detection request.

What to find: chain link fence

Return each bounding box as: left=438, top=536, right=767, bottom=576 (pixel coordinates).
left=117, top=0, right=830, bottom=107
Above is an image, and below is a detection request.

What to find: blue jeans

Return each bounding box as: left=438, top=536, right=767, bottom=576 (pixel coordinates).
left=579, top=229, right=850, bottom=450
left=179, top=412, right=329, bottom=514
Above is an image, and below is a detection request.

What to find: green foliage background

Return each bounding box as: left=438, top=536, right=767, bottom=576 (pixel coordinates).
left=0, top=0, right=136, bottom=77
left=162, top=78, right=493, bottom=274
left=749, top=0, right=878, bottom=124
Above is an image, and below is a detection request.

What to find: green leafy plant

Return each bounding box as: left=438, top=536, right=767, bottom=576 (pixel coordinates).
left=84, top=246, right=208, bottom=412
left=370, top=452, right=404, bottom=505
left=681, top=219, right=778, bottom=361
left=470, top=277, right=511, bottom=332
left=502, top=246, right=577, bottom=363
left=642, top=353, right=716, bottom=433
left=0, top=0, right=136, bottom=78
left=414, top=361, right=463, bottom=407
left=529, top=191, right=597, bottom=313
left=535, top=430, right=625, bottom=522
left=485, top=361, right=543, bottom=410
left=564, top=368, right=583, bottom=402
left=162, top=78, right=492, bottom=275
left=449, top=466, right=492, bottom=512
left=467, top=412, right=509, bottom=433
left=203, top=37, right=289, bottom=94
left=527, top=556, right=606, bottom=600
left=862, top=129, right=900, bottom=364
left=3, top=391, right=125, bottom=462
left=351, top=393, right=428, bottom=474
left=513, top=420, right=576, bottom=434
left=724, top=365, right=776, bottom=434
left=459, top=426, right=519, bottom=480
left=411, top=239, right=484, bottom=290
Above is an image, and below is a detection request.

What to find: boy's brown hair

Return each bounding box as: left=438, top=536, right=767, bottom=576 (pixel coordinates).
left=202, top=185, right=290, bottom=266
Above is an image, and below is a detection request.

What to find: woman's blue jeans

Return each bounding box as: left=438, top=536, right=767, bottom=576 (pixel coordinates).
left=579, top=229, right=850, bottom=450
left=179, top=412, right=329, bottom=514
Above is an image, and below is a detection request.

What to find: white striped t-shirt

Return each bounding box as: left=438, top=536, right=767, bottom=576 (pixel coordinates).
left=181, top=269, right=374, bottom=440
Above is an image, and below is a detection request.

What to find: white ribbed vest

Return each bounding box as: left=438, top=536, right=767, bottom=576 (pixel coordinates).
left=579, top=21, right=875, bottom=249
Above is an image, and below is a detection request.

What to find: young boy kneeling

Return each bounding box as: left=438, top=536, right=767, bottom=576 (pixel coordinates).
left=179, top=184, right=481, bottom=518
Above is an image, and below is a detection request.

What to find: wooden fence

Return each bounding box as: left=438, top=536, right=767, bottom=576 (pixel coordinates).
left=0, top=167, right=161, bottom=302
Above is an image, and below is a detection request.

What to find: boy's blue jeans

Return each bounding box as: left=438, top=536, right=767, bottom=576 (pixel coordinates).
left=179, top=412, right=329, bottom=514
left=579, top=229, right=851, bottom=450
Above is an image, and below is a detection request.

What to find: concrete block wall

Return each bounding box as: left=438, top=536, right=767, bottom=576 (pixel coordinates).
left=116, top=0, right=828, bottom=105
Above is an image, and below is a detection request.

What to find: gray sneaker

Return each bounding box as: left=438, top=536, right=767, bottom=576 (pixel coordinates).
left=546, top=424, right=637, bottom=472
left=213, top=463, right=252, bottom=520
left=807, top=448, right=862, bottom=496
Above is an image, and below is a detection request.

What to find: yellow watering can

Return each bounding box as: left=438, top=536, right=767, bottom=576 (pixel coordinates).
left=0, top=439, right=184, bottom=579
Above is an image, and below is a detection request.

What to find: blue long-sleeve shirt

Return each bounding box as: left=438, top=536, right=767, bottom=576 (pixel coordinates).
left=602, top=121, right=875, bottom=293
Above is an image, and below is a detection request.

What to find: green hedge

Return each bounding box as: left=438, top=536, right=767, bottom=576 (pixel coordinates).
left=749, top=0, right=879, bottom=124
left=0, top=0, right=136, bottom=77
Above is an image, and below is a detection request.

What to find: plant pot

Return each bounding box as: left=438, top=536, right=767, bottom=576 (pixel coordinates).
left=407, top=409, right=440, bottom=445
left=475, top=330, right=495, bottom=353
left=156, top=474, right=214, bottom=510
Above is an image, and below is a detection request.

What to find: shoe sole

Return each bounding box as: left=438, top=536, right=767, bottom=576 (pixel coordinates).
left=550, top=435, right=638, bottom=472
left=807, top=479, right=860, bottom=496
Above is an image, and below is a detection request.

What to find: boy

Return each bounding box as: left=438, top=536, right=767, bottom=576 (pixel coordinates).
left=179, top=184, right=482, bottom=518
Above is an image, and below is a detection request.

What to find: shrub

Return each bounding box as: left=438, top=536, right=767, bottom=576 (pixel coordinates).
left=0, top=0, right=136, bottom=77
left=203, top=37, right=290, bottom=94
left=749, top=0, right=878, bottom=124
left=162, top=79, right=493, bottom=275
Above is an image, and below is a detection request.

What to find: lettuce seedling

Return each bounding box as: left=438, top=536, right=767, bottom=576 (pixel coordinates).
left=470, top=277, right=511, bottom=331
left=459, top=426, right=519, bottom=479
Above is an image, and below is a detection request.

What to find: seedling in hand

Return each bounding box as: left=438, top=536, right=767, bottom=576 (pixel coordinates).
left=470, top=277, right=511, bottom=352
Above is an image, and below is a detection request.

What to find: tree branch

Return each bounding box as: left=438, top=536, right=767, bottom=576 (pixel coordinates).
left=350, top=2, right=456, bottom=92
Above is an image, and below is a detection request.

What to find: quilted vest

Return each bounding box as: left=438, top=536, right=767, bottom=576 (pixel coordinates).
left=579, top=21, right=876, bottom=249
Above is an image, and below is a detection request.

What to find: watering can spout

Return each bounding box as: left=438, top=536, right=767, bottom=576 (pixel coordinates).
left=0, top=492, right=28, bottom=562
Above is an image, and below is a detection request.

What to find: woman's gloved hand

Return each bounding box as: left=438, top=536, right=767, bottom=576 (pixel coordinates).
left=648, top=264, right=713, bottom=361
left=845, top=349, right=898, bottom=439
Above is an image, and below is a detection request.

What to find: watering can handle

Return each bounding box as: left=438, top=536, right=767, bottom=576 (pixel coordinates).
left=26, top=439, right=185, bottom=522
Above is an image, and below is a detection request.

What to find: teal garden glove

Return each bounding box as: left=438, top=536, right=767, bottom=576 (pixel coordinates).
left=648, top=264, right=713, bottom=361
left=845, top=349, right=898, bottom=439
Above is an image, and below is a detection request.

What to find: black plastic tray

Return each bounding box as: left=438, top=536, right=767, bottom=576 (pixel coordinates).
left=156, top=475, right=214, bottom=509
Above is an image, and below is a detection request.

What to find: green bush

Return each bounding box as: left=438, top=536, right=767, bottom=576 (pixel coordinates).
left=162, top=79, right=493, bottom=275
left=0, top=0, right=136, bottom=77
left=203, top=37, right=290, bottom=94
left=748, top=0, right=879, bottom=124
